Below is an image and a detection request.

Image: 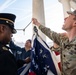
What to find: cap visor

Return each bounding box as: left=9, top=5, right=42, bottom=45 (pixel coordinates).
left=12, top=29, right=17, bottom=34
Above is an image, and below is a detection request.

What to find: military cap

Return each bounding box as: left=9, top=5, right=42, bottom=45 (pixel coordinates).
left=67, top=10, right=76, bottom=16
left=0, top=13, right=17, bottom=33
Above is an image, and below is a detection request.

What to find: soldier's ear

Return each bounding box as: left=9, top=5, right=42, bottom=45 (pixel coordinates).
left=73, top=21, right=76, bottom=27
left=0, top=25, right=5, bottom=33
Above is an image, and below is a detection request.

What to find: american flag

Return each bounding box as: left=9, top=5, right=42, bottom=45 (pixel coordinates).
left=18, top=31, right=61, bottom=75
left=29, top=33, right=61, bottom=75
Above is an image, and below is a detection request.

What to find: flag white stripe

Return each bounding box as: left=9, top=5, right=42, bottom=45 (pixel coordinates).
left=47, top=70, right=55, bottom=75
left=20, top=63, right=31, bottom=75
left=53, top=52, right=60, bottom=63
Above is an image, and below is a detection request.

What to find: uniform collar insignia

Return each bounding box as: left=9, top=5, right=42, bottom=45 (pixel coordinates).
left=2, top=46, right=8, bottom=51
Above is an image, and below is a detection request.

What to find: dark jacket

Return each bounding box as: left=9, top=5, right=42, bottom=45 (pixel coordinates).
left=9, top=41, right=31, bottom=60
left=0, top=43, right=17, bottom=75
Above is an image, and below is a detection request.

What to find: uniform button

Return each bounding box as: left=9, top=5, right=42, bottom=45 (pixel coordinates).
left=64, top=55, right=65, bottom=57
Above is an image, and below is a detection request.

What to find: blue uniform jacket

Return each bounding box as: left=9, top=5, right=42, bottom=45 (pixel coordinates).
left=9, top=41, right=31, bottom=60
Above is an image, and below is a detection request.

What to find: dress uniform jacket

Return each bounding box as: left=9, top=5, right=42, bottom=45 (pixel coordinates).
left=0, top=43, right=17, bottom=75
left=39, top=25, right=76, bottom=75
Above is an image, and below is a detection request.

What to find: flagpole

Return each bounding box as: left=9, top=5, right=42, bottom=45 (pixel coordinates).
left=16, top=21, right=32, bottom=32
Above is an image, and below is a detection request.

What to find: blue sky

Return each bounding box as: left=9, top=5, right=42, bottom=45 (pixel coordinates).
left=0, top=0, right=65, bottom=43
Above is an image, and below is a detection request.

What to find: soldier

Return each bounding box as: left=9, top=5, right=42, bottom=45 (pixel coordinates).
left=32, top=10, right=76, bottom=75
left=0, top=13, right=17, bottom=75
